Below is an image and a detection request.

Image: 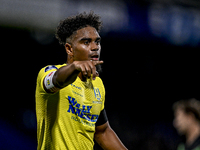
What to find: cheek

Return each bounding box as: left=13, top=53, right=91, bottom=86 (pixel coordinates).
left=174, top=115, right=188, bottom=131
left=73, top=45, right=89, bottom=60
left=98, top=45, right=101, bottom=50
left=99, top=46, right=101, bottom=54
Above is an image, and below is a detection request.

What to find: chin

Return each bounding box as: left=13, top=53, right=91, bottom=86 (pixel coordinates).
left=177, top=128, right=186, bottom=135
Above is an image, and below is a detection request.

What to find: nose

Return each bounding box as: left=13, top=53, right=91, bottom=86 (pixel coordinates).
left=91, top=42, right=100, bottom=51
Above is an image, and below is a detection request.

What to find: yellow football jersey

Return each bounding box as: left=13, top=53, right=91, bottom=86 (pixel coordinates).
left=35, top=64, right=105, bottom=150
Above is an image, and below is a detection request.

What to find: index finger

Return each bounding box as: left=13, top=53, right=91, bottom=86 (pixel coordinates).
left=92, top=60, right=104, bottom=66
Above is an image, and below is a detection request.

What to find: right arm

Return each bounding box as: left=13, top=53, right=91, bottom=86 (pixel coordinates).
left=44, top=60, right=103, bottom=92
left=53, top=63, right=80, bottom=88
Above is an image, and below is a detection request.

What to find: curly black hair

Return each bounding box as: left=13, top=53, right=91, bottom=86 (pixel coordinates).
left=55, top=11, right=102, bottom=46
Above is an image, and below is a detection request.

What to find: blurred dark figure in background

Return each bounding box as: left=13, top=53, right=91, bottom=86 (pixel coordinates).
left=173, top=98, right=200, bottom=150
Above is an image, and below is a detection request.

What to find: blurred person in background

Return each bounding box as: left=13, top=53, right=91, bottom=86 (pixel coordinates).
left=173, top=98, right=200, bottom=150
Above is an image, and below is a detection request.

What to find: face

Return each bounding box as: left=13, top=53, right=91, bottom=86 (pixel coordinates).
left=66, top=26, right=101, bottom=62
left=173, top=108, right=191, bottom=135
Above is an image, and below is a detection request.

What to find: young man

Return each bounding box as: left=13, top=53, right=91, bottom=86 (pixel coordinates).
left=35, top=12, right=127, bottom=150
left=173, top=98, right=200, bottom=150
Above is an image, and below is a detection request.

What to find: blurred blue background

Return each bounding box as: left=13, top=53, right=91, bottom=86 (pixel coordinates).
left=1, top=0, right=200, bottom=149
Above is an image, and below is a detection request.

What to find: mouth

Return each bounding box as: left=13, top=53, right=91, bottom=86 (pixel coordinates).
left=90, top=55, right=99, bottom=61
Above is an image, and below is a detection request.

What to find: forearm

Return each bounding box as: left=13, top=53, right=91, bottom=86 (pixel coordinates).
left=53, top=63, right=79, bottom=88
left=95, top=125, right=127, bottom=150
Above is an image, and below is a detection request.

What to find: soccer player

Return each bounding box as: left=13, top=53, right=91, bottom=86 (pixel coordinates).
left=35, top=12, right=128, bottom=150
left=173, top=98, right=200, bottom=150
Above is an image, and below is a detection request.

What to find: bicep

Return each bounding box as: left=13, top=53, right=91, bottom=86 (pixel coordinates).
left=95, top=109, right=109, bottom=136
left=94, top=121, right=109, bottom=144
left=95, top=121, right=128, bottom=150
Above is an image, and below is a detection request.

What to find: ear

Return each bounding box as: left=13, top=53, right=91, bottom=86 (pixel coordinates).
left=65, top=43, right=73, bottom=56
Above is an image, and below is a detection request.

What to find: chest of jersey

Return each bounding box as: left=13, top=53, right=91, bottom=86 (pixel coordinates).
left=57, top=77, right=104, bottom=130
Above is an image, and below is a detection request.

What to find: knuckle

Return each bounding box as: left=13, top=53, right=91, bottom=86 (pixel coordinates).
left=82, top=70, right=87, bottom=75
left=91, top=65, right=95, bottom=69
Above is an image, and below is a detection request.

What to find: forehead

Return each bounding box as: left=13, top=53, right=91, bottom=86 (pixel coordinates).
left=174, top=108, right=185, bottom=116
left=72, top=26, right=100, bottom=41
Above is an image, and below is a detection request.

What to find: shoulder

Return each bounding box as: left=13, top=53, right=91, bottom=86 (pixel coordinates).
left=177, top=143, right=185, bottom=150
left=43, top=65, right=58, bottom=72
left=93, top=77, right=105, bottom=90
left=43, top=64, right=67, bottom=72
left=94, top=77, right=104, bottom=85
left=37, top=64, right=66, bottom=76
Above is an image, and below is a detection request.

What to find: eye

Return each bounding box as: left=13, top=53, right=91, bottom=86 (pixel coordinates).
left=84, top=40, right=90, bottom=45
left=96, top=40, right=101, bottom=45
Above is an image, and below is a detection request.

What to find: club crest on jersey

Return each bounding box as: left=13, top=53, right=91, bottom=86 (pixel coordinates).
left=45, top=65, right=58, bottom=72
left=94, top=87, right=101, bottom=100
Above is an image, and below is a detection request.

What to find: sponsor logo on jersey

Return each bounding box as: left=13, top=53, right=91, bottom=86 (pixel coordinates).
left=71, top=83, right=82, bottom=90
left=67, top=96, right=99, bottom=122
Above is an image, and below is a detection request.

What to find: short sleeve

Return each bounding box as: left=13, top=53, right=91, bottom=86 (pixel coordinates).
left=36, top=65, right=58, bottom=94
left=96, top=109, right=108, bottom=126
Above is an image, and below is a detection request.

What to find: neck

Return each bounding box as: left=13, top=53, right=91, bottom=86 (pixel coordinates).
left=78, top=73, right=87, bottom=81
left=186, top=122, right=200, bottom=146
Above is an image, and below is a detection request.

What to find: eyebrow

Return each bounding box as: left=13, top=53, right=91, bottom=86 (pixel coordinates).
left=80, top=37, right=101, bottom=41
